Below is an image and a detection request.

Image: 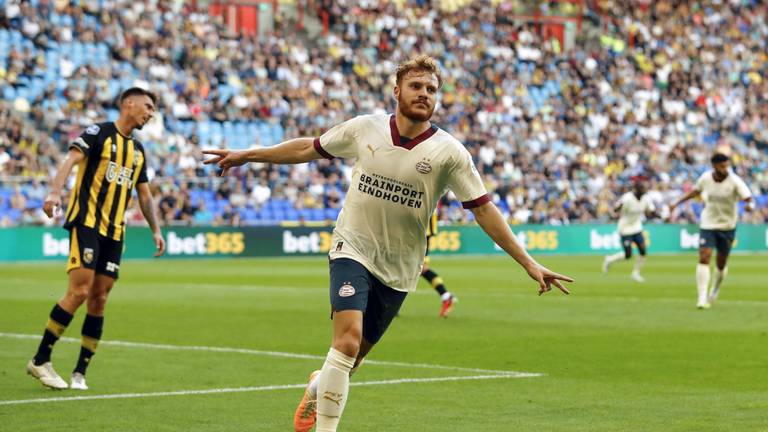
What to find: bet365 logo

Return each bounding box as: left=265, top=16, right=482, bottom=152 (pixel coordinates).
left=43, top=232, right=69, bottom=256
left=282, top=231, right=332, bottom=253
left=166, top=231, right=245, bottom=255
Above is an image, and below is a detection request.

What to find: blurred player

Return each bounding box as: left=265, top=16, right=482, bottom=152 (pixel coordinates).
left=422, top=210, right=456, bottom=317
left=203, top=55, right=573, bottom=432
left=669, top=153, right=754, bottom=309
left=27, top=88, right=166, bottom=390
left=602, top=178, right=658, bottom=282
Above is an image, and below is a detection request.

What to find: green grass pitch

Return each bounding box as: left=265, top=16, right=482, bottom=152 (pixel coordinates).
left=1, top=254, right=766, bottom=431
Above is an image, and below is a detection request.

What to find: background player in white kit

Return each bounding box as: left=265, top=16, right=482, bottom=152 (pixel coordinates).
left=603, top=178, right=658, bottom=282
left=669, top=153, right=754, bottom=309
left=202, top=55, right=573, bottom=432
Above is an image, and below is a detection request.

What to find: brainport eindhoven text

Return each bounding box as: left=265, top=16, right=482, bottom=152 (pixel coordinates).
left=358, top=173, right=424, bottom=209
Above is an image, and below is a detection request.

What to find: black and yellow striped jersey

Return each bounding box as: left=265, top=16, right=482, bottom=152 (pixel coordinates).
left=426, top=210, right=438, bottom=237
left=64, top=122, right=148, bottom=241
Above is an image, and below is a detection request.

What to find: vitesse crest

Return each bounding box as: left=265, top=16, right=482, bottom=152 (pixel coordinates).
left=83, top=248, right=95, bottom=264
left=415, top=158, right=432, bottom=174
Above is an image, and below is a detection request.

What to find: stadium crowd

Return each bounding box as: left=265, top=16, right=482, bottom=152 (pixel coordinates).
left=0, top=0, right=766, bottom=227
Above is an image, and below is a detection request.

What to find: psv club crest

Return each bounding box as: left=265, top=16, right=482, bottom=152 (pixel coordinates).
left=415, top=158, right=432, bottom=174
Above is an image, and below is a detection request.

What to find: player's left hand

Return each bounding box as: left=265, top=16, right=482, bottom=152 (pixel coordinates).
left=525, top=263, right=573, bottom=296
left=153, top=231, right=166, bottom=257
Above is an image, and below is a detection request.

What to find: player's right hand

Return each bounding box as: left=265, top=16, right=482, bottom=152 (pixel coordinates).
left=664, top=204, right=675, bottom=222
left=525, top=262, right=573, bottom=296
left=201, top=149, right=247, bottom=176
left=43, top=193, right=61, bottom=219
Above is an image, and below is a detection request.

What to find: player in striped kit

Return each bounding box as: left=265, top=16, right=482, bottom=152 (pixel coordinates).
left=422, top=210, right=457, bottom=317
left=27, top=88, right=165, bottom=390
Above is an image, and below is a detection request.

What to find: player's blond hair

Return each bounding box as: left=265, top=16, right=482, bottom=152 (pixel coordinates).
left=395, top=55, right=443, bottom=89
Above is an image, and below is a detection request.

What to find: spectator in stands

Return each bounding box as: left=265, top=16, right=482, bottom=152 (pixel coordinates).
left=10, top=185, right=26, bottom=210
left=251, top=178, right=271, bottom=207
left=193, top=199, right=214, bottom=225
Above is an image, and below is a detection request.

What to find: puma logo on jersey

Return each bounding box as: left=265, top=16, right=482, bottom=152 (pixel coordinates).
left=366, top=144, right=379, bottom=157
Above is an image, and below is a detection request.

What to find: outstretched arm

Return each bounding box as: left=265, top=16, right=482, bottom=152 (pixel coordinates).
left=669, top=189, right=700, bottom=212
left=202, top=138, right=322, bottom=176
left=610, top=203, right=623, bottom=219
left=743, top=196, right=755, bottom=212
left=470, top=202, right=573, bottom=295
left=136, top=182, right=165, bottom=257
left=43, top=148, right=85, bottom=218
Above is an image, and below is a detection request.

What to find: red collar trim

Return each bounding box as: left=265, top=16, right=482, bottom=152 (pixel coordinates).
left=389, top=115, right=437, bottom=150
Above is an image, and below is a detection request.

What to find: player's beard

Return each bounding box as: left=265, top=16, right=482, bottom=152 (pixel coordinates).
left=397, top=94, right=434, bottom=122
left=135, top=115, right=149, bottom=130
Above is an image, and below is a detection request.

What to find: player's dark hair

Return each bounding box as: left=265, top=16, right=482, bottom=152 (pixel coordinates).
left=119, top=87, right=157, bottom=106
left=711, top=153, right=729, bottom=164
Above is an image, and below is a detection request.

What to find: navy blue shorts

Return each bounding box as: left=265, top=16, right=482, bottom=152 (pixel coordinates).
left=620, top=232, right=646, bottom=257
left=329, top=258, right=407, bottom=345
left=700, top=229, right=736, bottom=256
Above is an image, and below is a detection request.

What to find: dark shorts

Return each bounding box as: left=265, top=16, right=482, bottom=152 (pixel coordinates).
left=700, top=229, right=736, bottom=256
left=67, top=226, right=123, bottom=279
left=621, top=232, right=645, bottom=251
left=329, top=258, right=408, bottom=345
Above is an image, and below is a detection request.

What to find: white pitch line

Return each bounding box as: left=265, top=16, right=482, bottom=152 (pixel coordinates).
left=0, top=374, right=534, bottom=406
left=0, top=333, right=539, bottom=377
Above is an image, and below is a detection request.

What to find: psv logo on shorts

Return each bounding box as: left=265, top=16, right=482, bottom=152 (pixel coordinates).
left=338, top=283, right=356, bottom=297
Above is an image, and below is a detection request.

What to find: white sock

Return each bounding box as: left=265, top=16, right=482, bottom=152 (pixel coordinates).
left=696, top=264, right=710, bottom=304
left=606, top=252, right=625, bottom=265
left=349, top=358, right=363, bottom=377
left=316, top=347, right=356, bottom=432
left=311, top=359, right=363, bottom=399
left=440, top=292, right=452, bottom=301
left=633, top=255, right=645, bottom=274
left=308, top=373, right=320, bottom=399
left=711, top=267, right=728, bottom=295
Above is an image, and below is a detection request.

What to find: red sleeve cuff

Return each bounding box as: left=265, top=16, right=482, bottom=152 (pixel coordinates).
left=461, top=194, right=491, bottom=209
left=313, top=137, right=335, bottom=160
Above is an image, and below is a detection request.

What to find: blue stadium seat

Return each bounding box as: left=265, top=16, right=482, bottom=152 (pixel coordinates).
left=3, top=85, right=15, bottom=100
left=284, top=209, right=299, bottom=221
left=271, top=123, right=284, bottom=143
left=15, top=86, right=29, bottom=100
left=310, top=208, right=325, bottom=221
left=239, top=208, right=258, bottom=222
left=30, top=78, right=45, bottom=98
left=297, top=209, right=311, bottom=220
left=259, top=209, right=274, bottom=222
left=324, top=208, right=340, bottom=220
left=3, top=208, right=22, bottom=223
